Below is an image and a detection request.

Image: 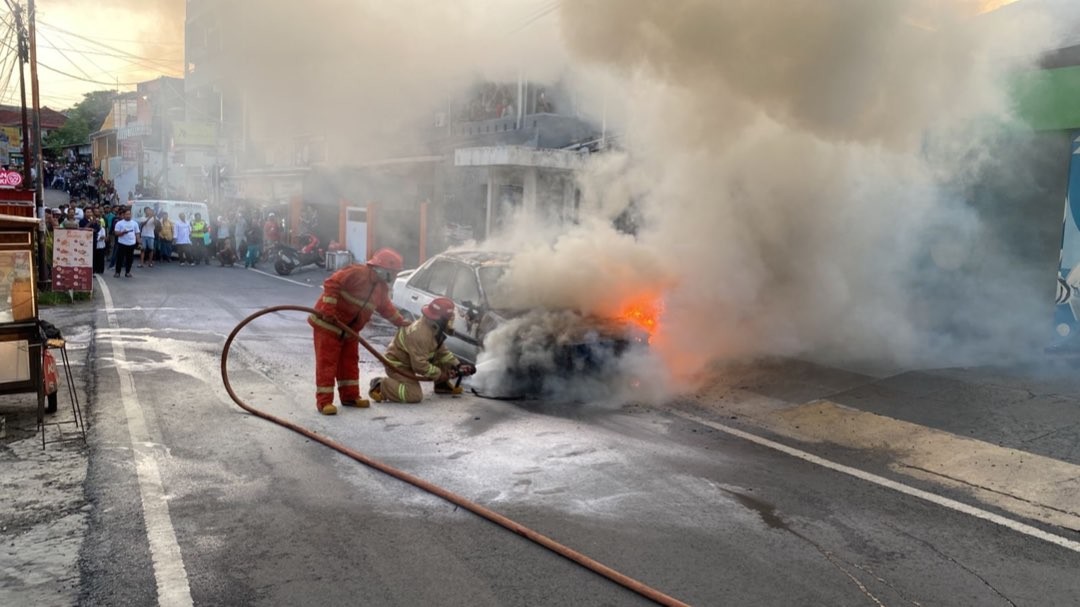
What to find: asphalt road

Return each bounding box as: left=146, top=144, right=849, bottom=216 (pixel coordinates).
left=75, top=261, right=1080, bottom=606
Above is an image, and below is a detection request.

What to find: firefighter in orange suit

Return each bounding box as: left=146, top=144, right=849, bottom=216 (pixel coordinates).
left=369, top=297, right=475, bottom=404
left=308, top=247, right=409, bottom=415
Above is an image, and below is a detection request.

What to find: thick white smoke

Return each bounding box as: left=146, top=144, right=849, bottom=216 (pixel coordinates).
left=524, top=0, right=1065, bottom=382
left=207, top=0, right=1068, bottom=398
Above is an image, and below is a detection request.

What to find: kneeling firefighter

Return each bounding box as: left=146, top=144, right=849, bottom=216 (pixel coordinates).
left=369, top=296, right=476, bottom=404
left=309, top=248, right=410, bottom=415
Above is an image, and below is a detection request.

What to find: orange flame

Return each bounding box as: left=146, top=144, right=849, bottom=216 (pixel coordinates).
left=616, top=296, right=664, bottom=343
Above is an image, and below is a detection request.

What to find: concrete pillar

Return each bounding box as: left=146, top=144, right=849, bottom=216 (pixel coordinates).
left=485, top=167, right=495, bottom=239
left=562, top=172, right=576, bottom=223
left=523, top=166, right=538, bottom=214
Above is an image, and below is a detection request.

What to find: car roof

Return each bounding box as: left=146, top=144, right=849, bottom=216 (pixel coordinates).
left=434, top=250, right=511, bottom=267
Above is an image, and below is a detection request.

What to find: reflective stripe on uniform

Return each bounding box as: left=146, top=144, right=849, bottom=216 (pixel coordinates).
left=309, top=314, right=344, bottom=334
left=322, top=295, right=338, bottom=305
left=316, top=386, right=335, bottom=394
left=396, top=329, right=407, bottom=349
left=398, top=383, right=407, bottom=401
left=425, top=364, right=441, bottom=379
left=338, top=380, right=359, bottom=387
left=437, top=352, right=456, bottom=364
left=384, top=354, right=407, bottom=368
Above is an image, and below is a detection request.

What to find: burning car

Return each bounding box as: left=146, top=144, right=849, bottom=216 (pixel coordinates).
left=390, top=250, right=658, bottom=397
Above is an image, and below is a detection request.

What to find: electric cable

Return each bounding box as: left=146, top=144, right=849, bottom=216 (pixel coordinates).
left=220, top=305, right=691, bottom=607
left=36, top=26, right=109, bottom=77
left=37, top=19, right=182, bottom=76
left=34, top=26, right=94, bottom=81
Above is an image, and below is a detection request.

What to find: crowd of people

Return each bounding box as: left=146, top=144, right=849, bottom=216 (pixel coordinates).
left=43, top=201, right=287, bottom=281
left=43, top=159, right=122, bottom=205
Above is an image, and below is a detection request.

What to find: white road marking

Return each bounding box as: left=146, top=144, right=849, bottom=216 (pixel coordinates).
left=97, top=276, right=194, bottom=606
left=671, top=410, right=1080, bottom=554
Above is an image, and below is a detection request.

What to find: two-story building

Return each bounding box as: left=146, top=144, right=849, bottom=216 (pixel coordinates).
left=0, top=105, right=68, bottom=168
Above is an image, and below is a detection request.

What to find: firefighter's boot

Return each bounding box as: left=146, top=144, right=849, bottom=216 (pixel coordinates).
left=317, top=403, right=338, bottom=416
left=434, top=381, right=463, bottom=396
left=341, top=398, right=370, bottom=409
left=368, top=378, right=385, bottom=403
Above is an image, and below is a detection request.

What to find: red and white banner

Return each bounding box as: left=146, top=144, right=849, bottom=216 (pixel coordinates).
left=52, top=228, right=93, bottom=292
left=0, top=170, right=23, bottom=189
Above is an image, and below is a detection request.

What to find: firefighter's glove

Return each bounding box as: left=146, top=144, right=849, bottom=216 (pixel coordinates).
left=436, top=368, right=451, bottom=384
left=457, top=364, right=476, bottom=377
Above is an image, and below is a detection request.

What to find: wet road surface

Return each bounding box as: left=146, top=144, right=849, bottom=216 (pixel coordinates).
left=76, top=262, right=1080, bottom=606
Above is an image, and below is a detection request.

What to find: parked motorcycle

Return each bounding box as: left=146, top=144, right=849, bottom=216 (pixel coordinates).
left=274, top=233, right=326, bottom=275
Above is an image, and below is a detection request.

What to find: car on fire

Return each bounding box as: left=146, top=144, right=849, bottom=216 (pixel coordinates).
left=390, top=250, right=651, bottom=395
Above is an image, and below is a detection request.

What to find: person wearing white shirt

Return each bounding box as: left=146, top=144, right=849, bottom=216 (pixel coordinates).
left=174, top=213, right=194, bottom=266
left=112, top=208, right=139, bottom=278
left=138, top=207, right=159, bottom=268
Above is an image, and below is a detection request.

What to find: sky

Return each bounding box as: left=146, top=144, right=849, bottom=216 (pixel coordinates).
left=0, top=0, right=1024, bottom=112
left=0, top=0, right=184, bottom=110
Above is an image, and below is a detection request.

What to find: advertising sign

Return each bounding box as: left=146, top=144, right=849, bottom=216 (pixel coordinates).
left=52, top=228, right=94, bottom=292
left=0, top=170, right=23, bottom=188
left=118, top=123, right=152, bottom=140
left=121, top=139, right=142, bottom=162
left=172, top=121, right=217, bottom=147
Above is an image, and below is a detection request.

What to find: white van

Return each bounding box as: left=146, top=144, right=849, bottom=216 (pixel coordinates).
left=136, top=200, right=210, bottom=226
left=131, top=200, right=211, bottom=256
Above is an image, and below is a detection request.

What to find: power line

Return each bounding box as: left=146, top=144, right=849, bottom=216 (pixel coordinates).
left=38, top=19, right=182, bottom=75
left=0, top=14, right=17, bottom=104
left=34, top=24, right=94, bottom=81
left=37, top=60, right=145, bottom=86
left=36, top=25, right=108, bottom=75
left=37, top=43, right=180, bottom=63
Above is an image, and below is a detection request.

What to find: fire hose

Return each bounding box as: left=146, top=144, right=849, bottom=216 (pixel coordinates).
left=220, top=305, right=690, bottom=607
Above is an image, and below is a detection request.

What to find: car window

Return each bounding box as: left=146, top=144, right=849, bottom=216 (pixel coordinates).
left=451, top=266, right=481, bottom=306
left=421, top=260, right=457, bottom=297
left=478, top=265, right=507, bottom=307
left=407, top=262, right=434, bottom=291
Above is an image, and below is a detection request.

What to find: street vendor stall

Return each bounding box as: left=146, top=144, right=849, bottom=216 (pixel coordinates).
left=0, top=213, right=43, bottom=441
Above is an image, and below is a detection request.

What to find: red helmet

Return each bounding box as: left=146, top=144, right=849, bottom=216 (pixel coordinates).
left=366, top=248, right=404, bottom=272
left=422, top=297, right=455, bottom=321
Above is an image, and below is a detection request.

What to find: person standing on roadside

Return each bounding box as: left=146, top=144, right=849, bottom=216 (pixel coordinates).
left=158, top=212, right=174, bottom=263
left=233, top=210, right=248, bottom=260
left=174, top=212, right=193, bottom=266
left=244, top=213, right=263, bottom=268
left=138, top=207, right=159, bottom=268
left=61, top=207, right=79, bottom=229
left=90, top=210, right=106, bottom=274
left=112, top=208, right=139, bottom=278
left=191, top=213, right=209, bottom=265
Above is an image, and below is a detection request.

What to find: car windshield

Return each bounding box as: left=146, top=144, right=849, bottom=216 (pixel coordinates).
left=478, top=265, right=508, bottom=308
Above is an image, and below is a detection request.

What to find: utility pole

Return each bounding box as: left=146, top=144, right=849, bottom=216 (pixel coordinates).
left=9, top=2, right=29, bottom=187
left=28, top=0, right=44, bottom=225
left=9, top=0, right=45, bottom=288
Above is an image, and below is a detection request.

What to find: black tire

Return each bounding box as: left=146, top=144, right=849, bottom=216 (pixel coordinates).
left=274, top=258, right=294, bottom=276
left=46, top=392, right=58, bottom=414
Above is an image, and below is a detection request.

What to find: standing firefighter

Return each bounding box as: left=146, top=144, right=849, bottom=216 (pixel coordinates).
left=369, top=297, right=476, bottom=404
left=309, top=248, right=409, bottom=415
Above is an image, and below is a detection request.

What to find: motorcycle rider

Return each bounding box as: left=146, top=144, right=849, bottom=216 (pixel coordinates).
left=308, top=248, right=410, bottom=415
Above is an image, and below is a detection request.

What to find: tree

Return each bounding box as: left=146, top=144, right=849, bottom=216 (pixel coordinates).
left=44, top=89, right=116, bottom=149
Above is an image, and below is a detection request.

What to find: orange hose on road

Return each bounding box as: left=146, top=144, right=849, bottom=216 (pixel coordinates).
left=220, top=305, right=691, bottom=607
